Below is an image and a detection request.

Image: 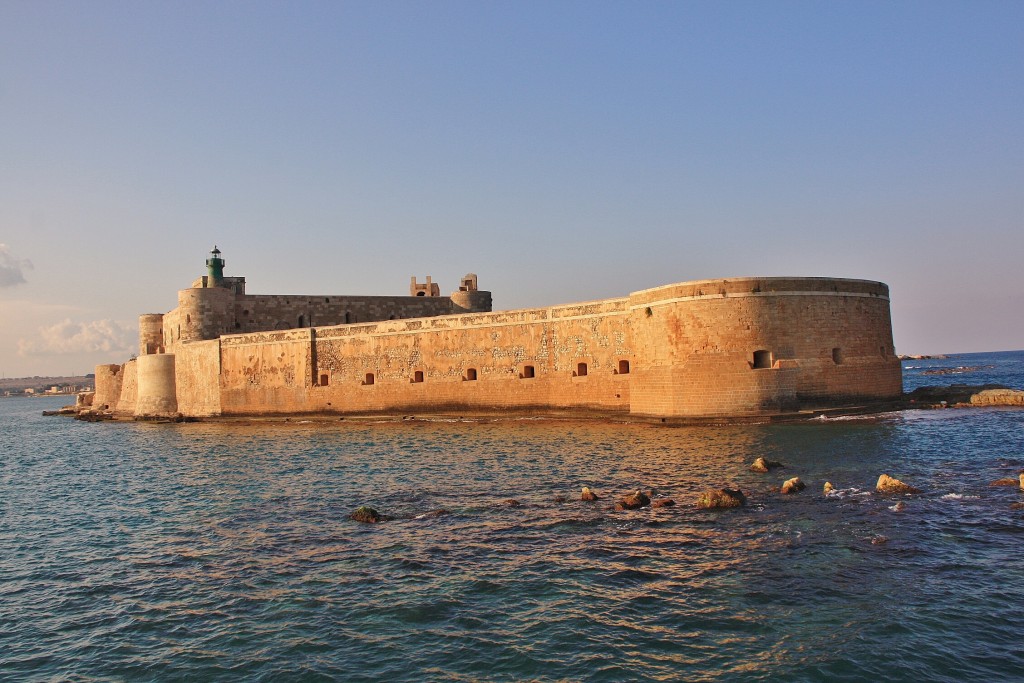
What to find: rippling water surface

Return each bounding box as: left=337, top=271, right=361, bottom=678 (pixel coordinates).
left=2, top=352, right=1024, bottom=681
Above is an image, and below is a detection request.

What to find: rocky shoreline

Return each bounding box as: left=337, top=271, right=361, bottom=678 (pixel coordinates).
left=45, top=383, right=1024, bottom=425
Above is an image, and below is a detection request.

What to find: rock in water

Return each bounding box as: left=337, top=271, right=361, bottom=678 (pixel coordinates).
left=823, top=481, right=835, bottom=496
left=651, top=498, right=675, bottom=508
left=989, top=477, right=1020, bottom=486
left=581, top=486, right=600, bottom=501
left=697, top=488, right=747, bottom=509
left=351, top=506, right=381, bottom=523
left=780, top=477, right=806, bottom=495
left=876, top=474, right=921, bottom=494
left=1021, top=473, right=1024, bottom=491
left=969, top=388, right=1024, bottom=406
left=750, top=457, right=784, bottom=473
left=503, top=499, right=522, bottom=507
left=615, top=489, right=651, bottom=510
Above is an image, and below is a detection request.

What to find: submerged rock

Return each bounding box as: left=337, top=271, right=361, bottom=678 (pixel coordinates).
left=503, top=499, right=522, bottom=507
left=989, top=477, right=1020, bottom=487
left=1011, top=502, right=1024, bottom=510
left=750, top=457, right=784, bottom=473
left=651, top=498, right=675, bottom=508
left=615, top=490, right=651, bottom=511
left=351, top=506, right=382, bottom=523
left=581, top=487, right=600, bottom=501
left=414, top=509, right=449, bottom=520
left=780, top=477, right=806, bottom=495
left=876, top=474, right=921, bottom=494
left=697, top=488, right=746, bottom=509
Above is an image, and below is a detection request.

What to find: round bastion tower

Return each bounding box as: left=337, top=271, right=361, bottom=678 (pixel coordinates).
left=449, top=273, right=493, bottom=313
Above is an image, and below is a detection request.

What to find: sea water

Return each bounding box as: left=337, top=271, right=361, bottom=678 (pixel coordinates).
left=2, top=351, right=1023, bottom=682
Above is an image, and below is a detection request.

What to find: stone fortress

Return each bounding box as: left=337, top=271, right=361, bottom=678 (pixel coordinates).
left=92, top=247, right=903, bottom=422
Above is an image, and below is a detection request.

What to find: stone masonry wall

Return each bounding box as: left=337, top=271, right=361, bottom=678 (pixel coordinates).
left=113, top=359, right=138, bottom=417
left=212, top=299, right=633, bottom=416
left=93, top=364, right=123, bottom=411
left=174, top=339, right=222, bottom=417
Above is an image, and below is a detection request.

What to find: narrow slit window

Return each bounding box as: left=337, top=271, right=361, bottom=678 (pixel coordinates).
left=522, top=365, right=535, bottom=379
left=753, top=350, right=772, bottom=369
left=832, top=347, right=843, bottom=364
left=466, top=368, right=478, bottom=381
left=576, top=362, right=588, bottom=377
left=413, top=370, right=424, bottom=383
left=618, top=360, right=630, bottom=374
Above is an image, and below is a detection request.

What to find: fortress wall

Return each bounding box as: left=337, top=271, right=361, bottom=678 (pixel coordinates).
left=175, top=340, right=222, bottom=417
left=628, top=278, right=901, bottom=417
left=217, top=329, right=313, bottom=415
left=93, top=364, right=124, bottom=411
left=113, top=359, right=138, bottom=417
left=134, top=274, right=901, bottom=420
left=233, top=294, right=461, bottom=334
left=212, top=299, right=632, bottom=416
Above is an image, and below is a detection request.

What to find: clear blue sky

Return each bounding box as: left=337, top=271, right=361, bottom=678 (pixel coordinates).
left=1, top=1, right=1021, bottom=376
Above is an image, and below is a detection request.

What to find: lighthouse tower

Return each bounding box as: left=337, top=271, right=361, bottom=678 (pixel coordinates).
left=206, top=245, right=225, bottom=285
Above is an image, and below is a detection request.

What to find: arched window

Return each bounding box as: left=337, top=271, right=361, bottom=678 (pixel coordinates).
left=576, top=362, right=588, bottom=377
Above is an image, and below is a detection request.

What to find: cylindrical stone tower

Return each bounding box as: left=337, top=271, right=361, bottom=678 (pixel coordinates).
left=135, top=354, right=178, bottom=417
left=139, top=314, right=164, bottom=355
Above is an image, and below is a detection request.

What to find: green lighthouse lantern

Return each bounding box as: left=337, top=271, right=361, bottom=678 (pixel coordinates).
left=206, top=245, right=225, bottom=284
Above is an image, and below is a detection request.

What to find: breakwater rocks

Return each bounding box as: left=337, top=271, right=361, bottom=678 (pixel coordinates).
left=350, top=464, right=1024, bottom=526
left=903, top=384, right=1024, bottom=409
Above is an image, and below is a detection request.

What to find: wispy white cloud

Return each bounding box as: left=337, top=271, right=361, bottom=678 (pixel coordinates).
left=18, top=319, right=135, bottom=356
left=0, top=244, right=33, bottom=288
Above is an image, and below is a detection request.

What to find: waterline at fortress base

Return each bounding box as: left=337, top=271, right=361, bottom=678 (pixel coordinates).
left=91, top=248, right=902, bottom=423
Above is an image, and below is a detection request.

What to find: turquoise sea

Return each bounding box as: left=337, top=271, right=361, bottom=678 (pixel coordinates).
left=2, top=351, right=1023, bottom=682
